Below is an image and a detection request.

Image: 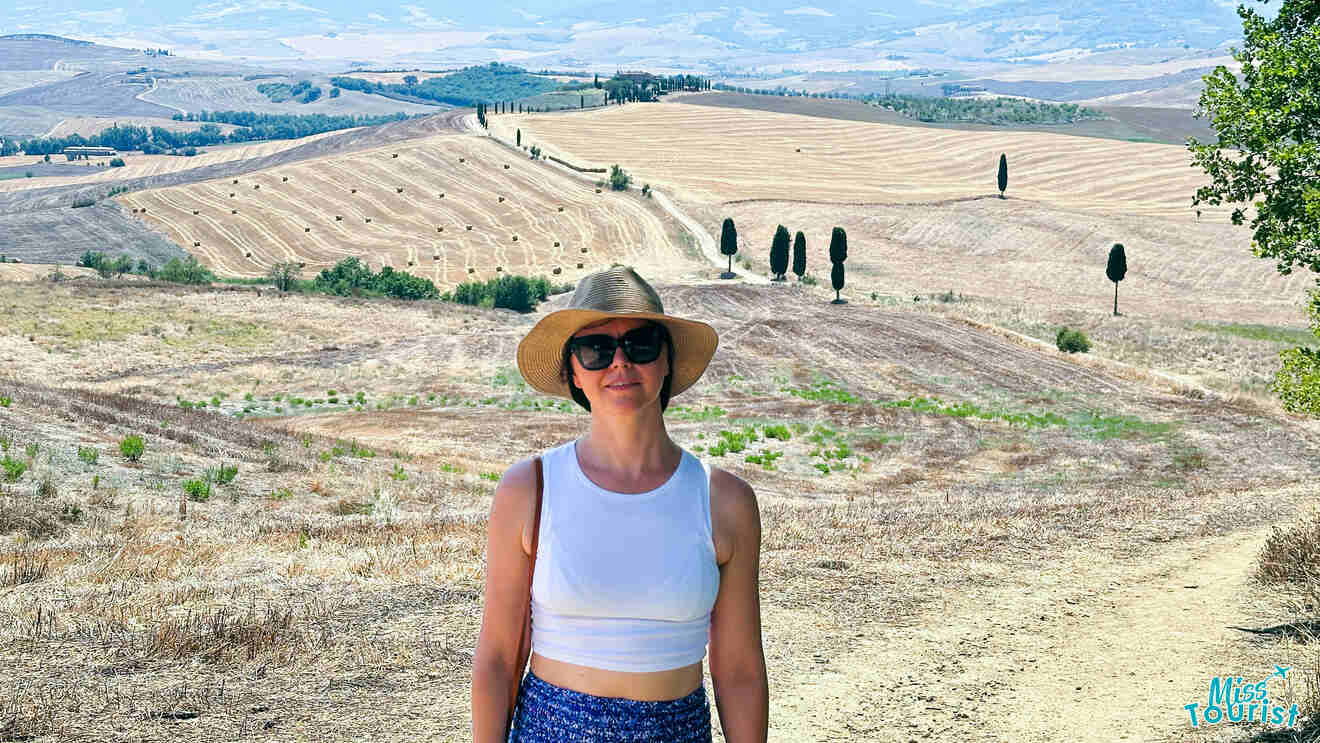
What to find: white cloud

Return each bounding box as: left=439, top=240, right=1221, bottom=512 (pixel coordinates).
left=368, top=12, right=388, bottom=21
left=401, top=4, right=455, bottom=29
left=70, top=8, right=128, bottom=24
left=784, top=6, right=833, bottom=16
left=194, top=0, right=327, bottom=20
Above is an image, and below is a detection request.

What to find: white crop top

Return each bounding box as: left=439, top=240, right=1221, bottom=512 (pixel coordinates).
left=530, top=439, right=721, bottom=673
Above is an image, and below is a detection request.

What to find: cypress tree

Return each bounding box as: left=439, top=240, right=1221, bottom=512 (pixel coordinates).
left=997, top=153, right=1008, bottom=198
left=516, top=128, right=521, bottom=147
left=770, top=225, right=790, bottom=281
left=792, top=231, right=806, bottom=280
left=828, top=226, right=848, bottom=303
left=1106, top=243, right=1128, bottom=316
left=719, top=218, right=738, bottom=278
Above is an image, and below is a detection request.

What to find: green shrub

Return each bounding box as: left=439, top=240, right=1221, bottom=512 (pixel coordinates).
left=2, top=456, right=26, bottom=482
left=25, top=442, right=38, bottom=458
left=119, top=434, right=145, bottom=462
left=608, top=164, right=632, bottom=191
left=390, top=463, right=408, bottom=481
left=77, top=446, right=99, bottom=464
left=762, top=424, right=792, bottom=441
left=272, top=487, right=293, bottom=501
left=183, top=478, right=211, bottom=501
left=1056, top=327, right=1092, bottom=354
left=0, top=396, right=10, bottom=408
left=1273, top=346, right=1320, bottom=417
left=109, top=158, right=125, bottom=167
left=214, top=463, right=239, bottom=485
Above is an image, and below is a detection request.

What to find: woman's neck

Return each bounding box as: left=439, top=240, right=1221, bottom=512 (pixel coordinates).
left=579, top=412, right=679, bottom=484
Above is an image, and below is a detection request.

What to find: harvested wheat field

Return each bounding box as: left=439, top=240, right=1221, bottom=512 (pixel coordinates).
left=0, top=262, right=103, bottom=281
left=0, top=131, right=349, bottom=194
left=114, top=133, right=691, bottom=286
left=43, top=116, right=245, bottom=138
left=1, top=279, right=1318, bottom=741
left=494, top=103, right=1230, bottom=221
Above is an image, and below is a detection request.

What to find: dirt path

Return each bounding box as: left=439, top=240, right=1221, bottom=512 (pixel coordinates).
left=758, top=526, right=1270, bottom=742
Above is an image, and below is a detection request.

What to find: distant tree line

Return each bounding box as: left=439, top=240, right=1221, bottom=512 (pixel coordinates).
left=443, top=274, right=573, bottom=313
left=257, top=79, right=322, bottom=104
left=78, top=251, right=214, bottom=283
left=17, top=112, right=414, bottom=156
left=331, top=62, right=561, bottom=107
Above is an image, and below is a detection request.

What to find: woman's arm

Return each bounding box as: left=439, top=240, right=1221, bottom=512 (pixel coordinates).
left=471, top=458, right=538, bottom=743
left=708, top=470, right=769, bottom=743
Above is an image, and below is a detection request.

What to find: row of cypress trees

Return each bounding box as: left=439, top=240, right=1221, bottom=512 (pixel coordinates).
left=720, top=218, right=851, bottom=303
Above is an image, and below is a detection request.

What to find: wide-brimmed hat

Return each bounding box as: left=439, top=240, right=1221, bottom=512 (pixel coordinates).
left=517, top=266, right=718, bottom=399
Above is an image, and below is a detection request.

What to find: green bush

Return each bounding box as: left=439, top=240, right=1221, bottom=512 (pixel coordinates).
left=119, top=434, right=145, bottom=462
left=1273, top=346, right=1320, bottom=417
left=77, top=446, right=99, bottom=464
left=2, top=455, right=26, bottom=482
left=183, top=478, right=211, bottom=501
left=1056, top=327, right=1092, bottom=354
left=0, top=396, right=10, bottom=408
left=608, top=164, right=632, bottom=191
left=214, top=463, right=239, bottom=485
left=109, top=158, right=125, bottom=167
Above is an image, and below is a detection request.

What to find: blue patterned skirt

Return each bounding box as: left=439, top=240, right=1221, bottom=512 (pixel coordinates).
left=508, top=669, right=712, bottom=743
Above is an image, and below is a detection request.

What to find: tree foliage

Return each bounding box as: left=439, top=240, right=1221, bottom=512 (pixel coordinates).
left=792, top=231, right=807, bottom=280
left=311, top=257, right=439, bottom=300
left=608, top=164, right=632, bottom=191
left=268, top=261, right=302, bottom=292
left=829, top=226, right=848, bottom=302
left=330, top=63, right=559, bottom=107
left=997, top=153, right=1008, bottom=197
left=1188, top=0, right=1320, bottom=277
left=720, top=218, right=738, bottom=276
left=1107, top=242, right=1128, bottom=316
left=769, top=224, right=790, bottom=280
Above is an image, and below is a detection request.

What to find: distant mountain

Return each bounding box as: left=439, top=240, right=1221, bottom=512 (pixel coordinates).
left=0, top=0, right=1267, bottom=67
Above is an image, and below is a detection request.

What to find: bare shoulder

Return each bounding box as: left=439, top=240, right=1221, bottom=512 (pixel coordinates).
left=493, top=456, right=543, bottom=557
left=708, top=465, right=760, bottom=567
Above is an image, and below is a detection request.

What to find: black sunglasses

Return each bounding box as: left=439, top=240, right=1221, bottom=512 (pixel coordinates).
left=568, top=325, right=666, bottom=370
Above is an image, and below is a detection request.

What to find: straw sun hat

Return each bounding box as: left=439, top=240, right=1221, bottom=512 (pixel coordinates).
left=516, top=266, right=719, bottom=400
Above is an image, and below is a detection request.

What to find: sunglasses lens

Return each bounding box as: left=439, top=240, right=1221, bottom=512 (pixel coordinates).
left=571, top=326, right=664, bottom=369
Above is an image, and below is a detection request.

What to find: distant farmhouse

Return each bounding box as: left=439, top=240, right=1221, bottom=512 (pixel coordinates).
left=942, top=84, right=988, bottom=98
left=64, top=146, right=116, bottom=159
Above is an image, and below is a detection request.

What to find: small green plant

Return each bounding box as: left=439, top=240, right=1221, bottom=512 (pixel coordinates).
left=272, top=487, right=293, bottom=500
left=390, top=463, right=408, bottom=481
left=214, top=463, right=239, bottom=485
left=327, top=390, right=337, bottom=396
left=762, top=424, right=792, bottom=441
left=408, top=396, right=418, bottom=406
left=37, top=477, right=57, bottom=498
left=785, top=378, right=860, bottom=403
left=183, top=478, right=211, bottom=501
left=1056, top=327, right=1092, bottom=353
left=244, top=392, right=254, bottom=401
left=669, top=405, right=727, bottom=421
left=0, top=395, right=11, bottom=407
left=119, top=434, right=145, bottom=462
left=25, top=442, right=39, bottom=459
left=479, top=471, right=501, bottom=482
left=2, top=456, right=26, bottom=482
left=298, top=527, right=309, bottom=548
left=349, top=440, right=375, bottom=458
left=745, top=450, right=783, bottom=470
left=77, top=446, right=99, bottom=464
left=91, top=474, right=99, bottom=489
left=440, top=462, right=465, bottom=474
left=334, top=499, right=373, bottom=516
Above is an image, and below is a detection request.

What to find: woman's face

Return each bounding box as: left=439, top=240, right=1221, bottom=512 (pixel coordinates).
left=568, top=317, right=670, bottom=414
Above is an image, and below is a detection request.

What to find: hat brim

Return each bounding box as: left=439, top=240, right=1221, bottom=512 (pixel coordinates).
left=517, top=309, right=718, bottom=399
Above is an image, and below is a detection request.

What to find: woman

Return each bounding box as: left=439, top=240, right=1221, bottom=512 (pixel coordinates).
left=471, top=266, right=768, bottom=742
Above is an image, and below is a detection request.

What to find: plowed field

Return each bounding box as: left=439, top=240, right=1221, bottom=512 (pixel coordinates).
left=115, top=133, right=686, bottom=285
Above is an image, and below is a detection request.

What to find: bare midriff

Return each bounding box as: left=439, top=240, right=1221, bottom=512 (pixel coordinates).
left=529, top=652, right=703, bottom=701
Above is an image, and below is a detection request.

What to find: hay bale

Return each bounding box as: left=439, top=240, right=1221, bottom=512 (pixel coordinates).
left=498, top=196, right=504, bottom=202
left=576, top=262, right=583, bottom=269
left=365, top=217, right=372, bottom=223
left=553, top=241, right=560, bottom=247
left=437, top=226, right=444, bottom=232
left=504, top=164, right=510, bottom=169
left=336, top=215, right=343, bottom=221
left=245, top=251, right=252, bottom=258
left=392, top=153, right=399, bottom=159
left=438, top=192, right=445, bottom=198
left=467, top=267, right=474, bottom=273
left=192, top=209, right=199, bottom=215
left=496, top=266, right=503, bottom=272
left=233, top=179, right=239, bottom=184
left=282, top=176, right=289, bottom=182
left=232, top=209, right=238, bottom=214
left=194, top=241, right=200, bottom=247
left=512, top=235, right=518, bottom=242
left=595, top=188, right=601, bottom=193
left=466, top=225, right=473, bottom=231
left=304, top=227, right=311, bottom=233
left=558, top=206, right=564, bottom=212
left=580, top=247, right=588, bottom=253
left=396, top=187, right=404, bottom=193
left=552, top=267, right=561, bottom=275
left=253, top=184, right=260, bottom=190
left=408, top=260, right=414, bottom=266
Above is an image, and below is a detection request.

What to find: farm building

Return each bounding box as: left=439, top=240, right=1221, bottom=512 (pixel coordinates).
left=63, top=146, right=116, bottom=159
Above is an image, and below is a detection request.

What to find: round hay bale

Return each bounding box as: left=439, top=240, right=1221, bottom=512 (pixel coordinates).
left=467, top=267, right=475, bottom=273
left=282, top=176, right=289, bottom=182
left=595, top=188, right=601, bottom=193
left=512, top=235, right=518, bottom=242
left=304, top=227, right=311, bottom=233
left=576, top=262, right=583, bottom=269
left=459, top=157, right=465, bottom=163
left=396, top=187, right=404, bottom=193
left=558, top=206, right=564, bottom=212
left=298, top=261, right=306, bottom=268
left=335, top=215, right=343, bottom=221
left=408, top=260, right=414, bottom=266
left=580, top=247, right=588, bottom=253
left=553, top=241, right=560, bottom=247
left=194, top=241, right=200, bottom=247
left=365, top=217, right=372, bottom=223
left=466, top=225, right=473, bottom=231
left=496, top=266, right=503, bottom=272
left=437, top=226, right=444, bottom=232
left=232, top=209, right=238, bottom=214
left=192, top=209, right=199, bottom=215
left=552, top=267, right=561, bottom=275
left=503, top=164, right=510, bottom=169
left=498, top=196, right=504, bottom=202
left=392, top=153, right=399, bottom=158
left=245, top=251, right=252, bottom=258
left=438, top=192, right=445, bottom=198
left=233, top=179, right=239, bottom=184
